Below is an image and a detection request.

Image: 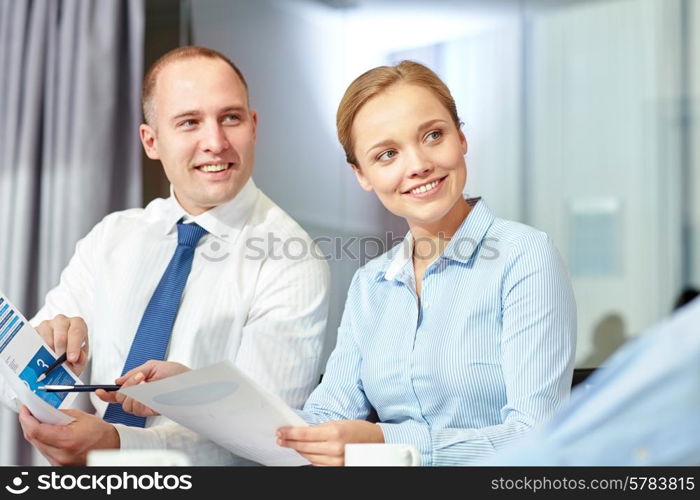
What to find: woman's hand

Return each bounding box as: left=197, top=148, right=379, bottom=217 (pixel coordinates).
left=95, top=360, right=191, bottom=417
left=276, top=420, right=384, bottom=466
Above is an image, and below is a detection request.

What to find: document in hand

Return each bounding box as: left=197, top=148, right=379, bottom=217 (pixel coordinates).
left=119, top=361, right=311, bottom=466
left=0, top=290, right=80, bottom=424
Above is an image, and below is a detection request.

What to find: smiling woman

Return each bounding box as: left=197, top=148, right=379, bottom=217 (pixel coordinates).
left=276, top=60, right=578, bottom=466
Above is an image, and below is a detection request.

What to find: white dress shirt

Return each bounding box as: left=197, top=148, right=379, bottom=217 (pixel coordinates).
left=1, top=179, right=330, bottom=465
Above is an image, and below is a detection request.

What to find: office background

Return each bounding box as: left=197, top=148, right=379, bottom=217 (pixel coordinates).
left=1, top=0, right=698, bottom=465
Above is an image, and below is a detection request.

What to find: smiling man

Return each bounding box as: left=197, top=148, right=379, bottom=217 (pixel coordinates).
left=2, top=46, right=329, bottom=465
left=140, top=51, right=257, bottom=215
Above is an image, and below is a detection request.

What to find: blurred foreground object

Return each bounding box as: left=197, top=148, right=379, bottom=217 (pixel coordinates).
left=492, top=298, right=700, bottom=466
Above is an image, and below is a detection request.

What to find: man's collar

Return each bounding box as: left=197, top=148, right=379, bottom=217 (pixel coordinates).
left=160, top=178, right=259, bottom=242
left=380, top=197, right=494, bottom=282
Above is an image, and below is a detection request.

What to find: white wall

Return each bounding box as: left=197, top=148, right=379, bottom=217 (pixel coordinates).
left=690, top=0, right=700, bottom=287
left=527, top=0, right=683, bottom=363
left=442, top=18, right=523, bottom=221
left=192, top=0, right=347, bottom=228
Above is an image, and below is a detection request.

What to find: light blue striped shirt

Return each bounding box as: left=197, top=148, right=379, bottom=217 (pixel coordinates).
left=299, top=198, right=576, bottom=466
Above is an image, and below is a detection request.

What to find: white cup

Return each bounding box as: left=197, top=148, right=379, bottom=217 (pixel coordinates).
left=87, top=449, right=191, bottom=466
left=345, top=443, right=421, bottom=466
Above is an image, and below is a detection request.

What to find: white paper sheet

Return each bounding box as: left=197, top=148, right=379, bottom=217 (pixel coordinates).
left=120, top=361, right=310, bottom=466
left=0, top=290, right=80, bottom=424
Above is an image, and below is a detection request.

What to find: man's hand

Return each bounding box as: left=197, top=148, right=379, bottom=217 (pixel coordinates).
left=18, top=405, right=119, bottom=466
left=276, top=420, right=384, bottom=466
left=96, top=360, right=191, bottom=417
left=35, top=315, right=89, bottom=376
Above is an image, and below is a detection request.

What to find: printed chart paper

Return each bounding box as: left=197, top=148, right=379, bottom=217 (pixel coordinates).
left=120, top=361, right=310, bottom=466
left=0, top=290, right=79, bottom=424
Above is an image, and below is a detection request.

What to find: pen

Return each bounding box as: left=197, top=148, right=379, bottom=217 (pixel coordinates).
left=37, top=384, right=121, bottom=393
left=36, top=340, right=87, bottom=382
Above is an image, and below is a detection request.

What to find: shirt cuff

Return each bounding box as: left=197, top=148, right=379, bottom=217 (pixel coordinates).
left=429, top=428, right=496, bottom=465
left=378, top=421, right=432, bottom=466
left=114, top=423, right=163, bottom=450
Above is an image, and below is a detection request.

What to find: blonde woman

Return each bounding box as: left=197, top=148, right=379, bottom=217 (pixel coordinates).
left=276, top=61, right=576, bottom=466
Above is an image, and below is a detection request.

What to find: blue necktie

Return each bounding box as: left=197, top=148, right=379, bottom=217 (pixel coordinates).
left=104, top=221, right=208, bottom=427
